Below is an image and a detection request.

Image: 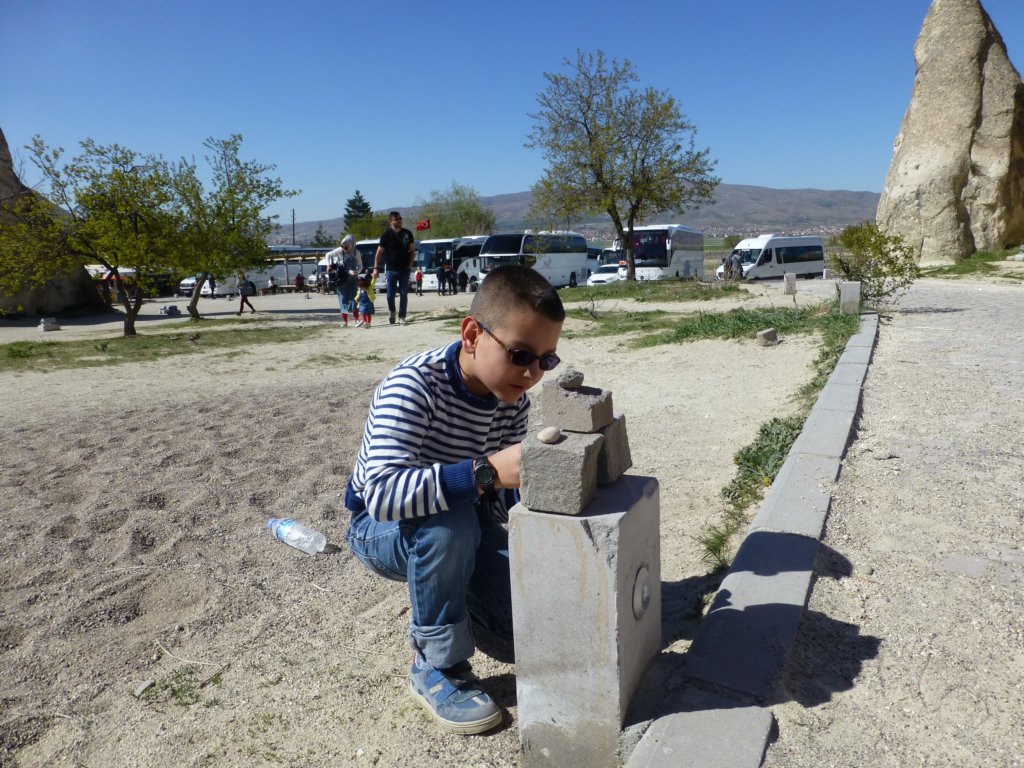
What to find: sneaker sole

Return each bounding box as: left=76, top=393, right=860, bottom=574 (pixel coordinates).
left=408, top=681, right=502, bottom=735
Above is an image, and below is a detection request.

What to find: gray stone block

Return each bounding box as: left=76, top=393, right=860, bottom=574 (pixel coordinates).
left=789, top=403, right=857, bottom=459
left=783, top=272, right=797, bottom=295
left=826, top=360, right=868, bottom=388
left=811, top=380, right=863, bottom=415
left=837, top=343, right=873, bottom=366
left=510, top=476, right=661, bottom=768
left=521, top=429, right=604, bottom=514
left=625, top=688, right=773, bottom=768
left=748, top=453, right=841, bottom=539
left=839, top=281, right=861, bottom=314
left=597, top=414, right=632, bottom=485
left=684, top=531, right=818, bottom=700
left=541, top=380, right=614, bottom=433
left=845, top=314, right=878, bottom=347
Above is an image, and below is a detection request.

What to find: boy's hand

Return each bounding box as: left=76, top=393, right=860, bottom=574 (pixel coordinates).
left=489, top=444, right=521, bottom=490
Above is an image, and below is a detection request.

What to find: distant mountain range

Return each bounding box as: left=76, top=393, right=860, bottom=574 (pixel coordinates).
left=268, top=183, right=881, bottom=245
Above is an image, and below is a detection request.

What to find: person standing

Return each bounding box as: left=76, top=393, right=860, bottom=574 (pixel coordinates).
left=415, top=268, right=423, bottom=296
left=447, top=262, right=458, bottom=295
left=374, top=212, right=415, bottom=325
left=208, top=276, right=217, bottom=299
left=268, top=274, right=278, bottom=295
left=436, top=263, right=447, bottom=296
left=335, top=235, right=361, bottom=327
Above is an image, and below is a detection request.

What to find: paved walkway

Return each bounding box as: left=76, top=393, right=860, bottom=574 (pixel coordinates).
left=627, top=278, right=1024, bottom=767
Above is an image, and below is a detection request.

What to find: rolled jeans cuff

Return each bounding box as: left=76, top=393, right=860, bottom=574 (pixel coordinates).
left=411, top=618, right=475, bottom=670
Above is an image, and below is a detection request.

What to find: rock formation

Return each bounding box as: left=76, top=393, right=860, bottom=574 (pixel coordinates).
left=876, top=0, right=1024, bottom=265
left=0, top=127, right=105, bottom=315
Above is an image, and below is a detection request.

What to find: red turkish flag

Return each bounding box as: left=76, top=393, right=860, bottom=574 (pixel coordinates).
left=415, top=218, right=431, bottom=231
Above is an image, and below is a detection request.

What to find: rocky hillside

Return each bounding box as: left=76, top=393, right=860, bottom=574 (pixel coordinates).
left=271, top=183, right=881, bottom=244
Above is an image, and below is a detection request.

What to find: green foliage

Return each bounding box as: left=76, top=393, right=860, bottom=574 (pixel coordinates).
left=919, top=248, right=1018, bottom=279
left=172, top=135, right=298, bottom=321
left=0, top=133, right=297, bottom=333
left=526, top=50, right=718, bottom=280
left=833, top=221, right=919, bottom=305
left=343, top=190, right=373, bottom=230
left=724, top=235, right=742, bottom=250
left=345, top=211, right=390, bottom=241
left=0, top=137, right=178, bottom=320
left=561, top=277, right=743, bottom=314
left=310, top=223, right=336, bottom=247
left=415, top=181, right=496, bottom=238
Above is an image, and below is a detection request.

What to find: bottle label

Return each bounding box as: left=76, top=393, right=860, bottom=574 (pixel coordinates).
left=275, top=518, right=295, bottom=540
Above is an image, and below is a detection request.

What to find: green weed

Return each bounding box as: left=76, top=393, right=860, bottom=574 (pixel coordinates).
left=560, top=277, right=746, bottom=304
left=920, top=248, right=1018, bottom=279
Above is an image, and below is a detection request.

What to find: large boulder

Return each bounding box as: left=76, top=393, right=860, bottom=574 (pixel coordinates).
left=876, top=0, right=1024, bottom=265
left=0, top=127, right=106, bottom=316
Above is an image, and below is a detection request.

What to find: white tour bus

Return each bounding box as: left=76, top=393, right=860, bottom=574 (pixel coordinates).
left=715, top=235, right=827, bottom=280
left=614, top=225, right=705, bottom=281
left=414, top=239, right=455, bottom=292
left=457, top=231, right=589, bottom=291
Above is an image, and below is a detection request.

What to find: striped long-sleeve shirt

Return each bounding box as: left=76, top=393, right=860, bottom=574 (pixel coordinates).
left=350, top=341, right=529, bottom=522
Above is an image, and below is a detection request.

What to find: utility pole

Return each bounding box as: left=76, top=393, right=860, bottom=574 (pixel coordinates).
left=291, top=209, right=296, bottom=245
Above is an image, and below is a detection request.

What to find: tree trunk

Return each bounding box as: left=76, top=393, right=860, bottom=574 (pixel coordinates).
left=186, top=272, right=209, bottom=320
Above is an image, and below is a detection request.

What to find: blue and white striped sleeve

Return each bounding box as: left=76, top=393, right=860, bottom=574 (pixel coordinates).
left=359, top=367, right=469, bottom=522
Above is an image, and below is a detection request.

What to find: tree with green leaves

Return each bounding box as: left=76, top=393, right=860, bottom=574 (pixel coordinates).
left=415, top=181, right=495, bottom=238
left=346, top=211, right=390, bottom=242
left=834, top=221, right=919, bottom=305
left=344, top=190, right=373, bottom=232
left=526, top=50, right=718, bottom=280
left=171, top=135, right=297, bottom=320
left=310, top=223, right=336, bottom=247
left=0, top=136, right=179, bottom=335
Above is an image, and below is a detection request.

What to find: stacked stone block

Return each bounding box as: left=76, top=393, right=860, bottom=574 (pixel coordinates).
left=520, top=368, right=633, bottom=515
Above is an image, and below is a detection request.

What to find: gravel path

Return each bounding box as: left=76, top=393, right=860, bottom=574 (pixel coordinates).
left=763, top=278, right=1024, bottom=767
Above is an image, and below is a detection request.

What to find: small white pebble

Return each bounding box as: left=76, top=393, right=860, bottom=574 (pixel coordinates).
left=538, top=426, right=562, bottom=444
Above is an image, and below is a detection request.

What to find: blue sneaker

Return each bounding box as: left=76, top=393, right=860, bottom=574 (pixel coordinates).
left=409, top=654, right=502, bottom=734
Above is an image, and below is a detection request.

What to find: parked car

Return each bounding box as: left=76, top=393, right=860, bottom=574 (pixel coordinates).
left=178, top=274, right=200, bottom=296
left=586, top=263, right=622, bottom=287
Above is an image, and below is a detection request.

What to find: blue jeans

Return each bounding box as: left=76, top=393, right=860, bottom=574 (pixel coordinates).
left=345, top=499, right=513, bottom=669
left=384, top=269, right=410, bottom=319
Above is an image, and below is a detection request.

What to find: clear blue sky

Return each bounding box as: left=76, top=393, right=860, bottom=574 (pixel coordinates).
left=4, top=0, right=1023, bottom=225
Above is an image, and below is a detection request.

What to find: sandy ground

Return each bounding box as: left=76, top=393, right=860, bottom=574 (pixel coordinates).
left=0, top=281, right=832, bottom=767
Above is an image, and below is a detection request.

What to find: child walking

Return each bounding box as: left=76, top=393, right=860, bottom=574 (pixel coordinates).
left=344, top=266, right=565, bottom=734
left=355, top=275, right=375, bottom=328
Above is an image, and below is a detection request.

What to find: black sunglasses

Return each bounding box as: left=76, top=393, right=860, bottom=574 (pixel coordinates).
left=476, top=319, right=561, bottom=371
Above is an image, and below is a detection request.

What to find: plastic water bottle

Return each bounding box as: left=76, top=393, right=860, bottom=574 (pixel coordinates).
left=267, top=518, right=326, bottom=554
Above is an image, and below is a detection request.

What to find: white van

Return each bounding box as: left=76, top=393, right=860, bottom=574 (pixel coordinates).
left=715, top=235, right=826, bottom=280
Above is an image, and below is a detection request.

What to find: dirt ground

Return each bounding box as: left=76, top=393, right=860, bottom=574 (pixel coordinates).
left=0, top=281, right=831, bottom=767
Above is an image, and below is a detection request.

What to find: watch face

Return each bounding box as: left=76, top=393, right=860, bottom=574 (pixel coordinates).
left=475, top=460, right=496, bottom=486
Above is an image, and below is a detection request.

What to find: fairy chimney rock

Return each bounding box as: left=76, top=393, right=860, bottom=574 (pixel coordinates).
left=876, top=0, right=1024, bottom=265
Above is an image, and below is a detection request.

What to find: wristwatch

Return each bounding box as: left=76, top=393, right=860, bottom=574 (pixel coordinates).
left=473, top=457, right=497, bottom=495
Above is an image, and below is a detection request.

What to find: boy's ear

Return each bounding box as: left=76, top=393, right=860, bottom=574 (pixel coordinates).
left=461, top=316, right=482, bottom=353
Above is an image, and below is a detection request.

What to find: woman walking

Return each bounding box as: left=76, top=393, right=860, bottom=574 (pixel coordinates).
left=236, top=272, right=256, bottom=315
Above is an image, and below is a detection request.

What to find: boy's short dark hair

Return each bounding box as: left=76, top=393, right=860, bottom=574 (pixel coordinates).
left=469, top=265, right=565, bottom=328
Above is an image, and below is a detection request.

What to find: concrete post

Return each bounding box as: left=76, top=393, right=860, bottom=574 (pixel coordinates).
left=839, top=281, right=862, bottom=314
left=509, top=475, right=661, bottom=768
left=783, top=272, right=797, bottom=295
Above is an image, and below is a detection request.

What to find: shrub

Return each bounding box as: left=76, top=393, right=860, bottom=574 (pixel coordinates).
left=831, top=221, right=919, bottom=305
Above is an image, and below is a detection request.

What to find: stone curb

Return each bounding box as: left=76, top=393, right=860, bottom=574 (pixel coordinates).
left=625, top=313, right=879, bottom=768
